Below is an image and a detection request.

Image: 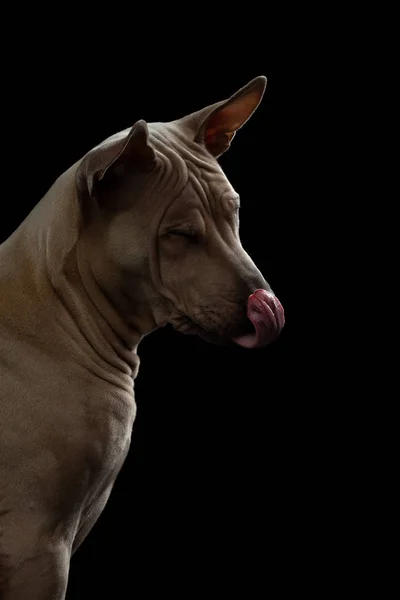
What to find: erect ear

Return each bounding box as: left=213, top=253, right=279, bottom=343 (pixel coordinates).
left=175, top=76, right=267, bottom=158
left=76, top=119, right=156, bottom=199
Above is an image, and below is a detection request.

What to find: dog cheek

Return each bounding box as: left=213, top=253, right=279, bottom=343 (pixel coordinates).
left=158, top=240, right=186, bottom=282
left=106, top=220, right=148, bottom=273
left=158, top=256, right=180, bottom=290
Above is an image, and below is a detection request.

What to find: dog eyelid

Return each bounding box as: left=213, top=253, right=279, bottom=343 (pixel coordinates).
left=166, top=225, right=198, bottom=239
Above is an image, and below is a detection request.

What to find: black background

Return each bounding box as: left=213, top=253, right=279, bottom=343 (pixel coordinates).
left=0, top=44, right=328, bottom=597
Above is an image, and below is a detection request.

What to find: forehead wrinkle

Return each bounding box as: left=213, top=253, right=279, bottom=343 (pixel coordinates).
left=164, top=123, right=219, bottom=172
left=150, top=122, right=238, bottom=221
left=150, top=123, right=216, bottom=173
left=186, top=167, right=216, bottom=215
left=149, top=129, right=189, bottom=194
left=184, top=163, right=239, bottom=225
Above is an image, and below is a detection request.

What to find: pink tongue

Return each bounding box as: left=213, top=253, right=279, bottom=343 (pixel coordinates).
left=233, top=289, right=285, bottom=349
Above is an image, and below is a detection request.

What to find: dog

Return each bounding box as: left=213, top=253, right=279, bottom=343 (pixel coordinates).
left=0, top=75, right=284, bottom=598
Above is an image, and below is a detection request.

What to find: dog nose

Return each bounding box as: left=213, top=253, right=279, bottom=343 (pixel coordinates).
left=232, top=289, right=285, bottom=349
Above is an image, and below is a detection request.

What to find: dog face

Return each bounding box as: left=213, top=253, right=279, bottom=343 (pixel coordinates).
left=76, top=77, right=284, bottom=348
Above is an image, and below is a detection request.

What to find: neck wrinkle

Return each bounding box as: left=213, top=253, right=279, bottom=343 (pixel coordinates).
left=53, top=240, right=142, bottom=385
left=78, top=243, right=143, bottom=377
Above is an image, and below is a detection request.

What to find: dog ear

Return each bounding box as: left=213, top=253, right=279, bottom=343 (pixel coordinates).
left=176, top=76, right=267, bottom=158
left=76, top=120, right=156, bottom=199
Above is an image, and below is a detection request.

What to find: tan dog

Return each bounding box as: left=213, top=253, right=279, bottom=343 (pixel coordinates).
left=0, top=76, right=284, bottom=599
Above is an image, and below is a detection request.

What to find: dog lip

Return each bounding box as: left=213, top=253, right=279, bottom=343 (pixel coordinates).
left=170, top=314, right=243, bottom=348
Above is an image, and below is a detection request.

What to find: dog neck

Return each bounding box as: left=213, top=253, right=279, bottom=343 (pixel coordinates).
left=9, top=163, right=144, bottom=388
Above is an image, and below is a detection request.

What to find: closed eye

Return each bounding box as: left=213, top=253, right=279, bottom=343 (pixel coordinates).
left=167, top=229, right=198, bottom=241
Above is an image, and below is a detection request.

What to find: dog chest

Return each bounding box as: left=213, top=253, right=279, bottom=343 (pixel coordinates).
left=0, top=331, right=136, bottom=520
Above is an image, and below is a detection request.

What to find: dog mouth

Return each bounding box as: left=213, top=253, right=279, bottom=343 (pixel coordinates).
left=169, top=290, right=285, bottom=349
left=169, top=310, right=255, bottom=348
left=169, top=316, right=224, bottom=344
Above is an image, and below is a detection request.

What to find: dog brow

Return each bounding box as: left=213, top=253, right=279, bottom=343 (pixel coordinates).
left=232, top=195, right=240, bottom=209
left=224, top=194, right=240, bottom=211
